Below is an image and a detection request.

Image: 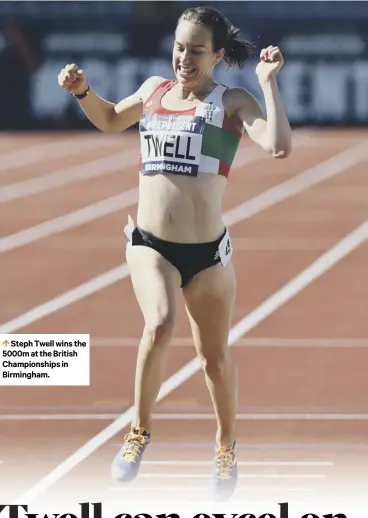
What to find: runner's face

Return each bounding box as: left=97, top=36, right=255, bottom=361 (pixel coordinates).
left=173, top=21, right=222, bottom=87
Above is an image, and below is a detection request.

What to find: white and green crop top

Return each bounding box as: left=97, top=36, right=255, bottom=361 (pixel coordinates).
left=138, top=79, right=243, bottom=178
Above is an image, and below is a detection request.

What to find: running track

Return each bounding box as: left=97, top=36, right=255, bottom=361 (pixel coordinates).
left=0, top=129, right=367, bottom=511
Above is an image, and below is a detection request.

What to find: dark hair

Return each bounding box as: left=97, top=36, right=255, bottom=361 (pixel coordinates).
left=177, top=6, right=257, bottom=68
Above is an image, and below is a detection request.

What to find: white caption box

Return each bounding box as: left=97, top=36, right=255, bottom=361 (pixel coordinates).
left=0, top=334, right=90, bottom=386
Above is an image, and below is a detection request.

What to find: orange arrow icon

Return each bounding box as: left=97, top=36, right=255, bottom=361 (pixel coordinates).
left=2, top=340, right=9, bottom=346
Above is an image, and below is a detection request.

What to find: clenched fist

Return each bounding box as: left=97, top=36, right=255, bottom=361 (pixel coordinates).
left=255, top=46, right=284, bottom=84
left=58, top=64, right=89, bottom=96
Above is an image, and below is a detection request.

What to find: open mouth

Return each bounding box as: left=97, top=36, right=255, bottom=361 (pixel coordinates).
left=178, top=65, right=196, bottom=77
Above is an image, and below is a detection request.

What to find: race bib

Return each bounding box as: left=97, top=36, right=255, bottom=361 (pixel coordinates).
left=139, top=114, right=205, bottom=177
left=218, top=229, right=233, bottom=266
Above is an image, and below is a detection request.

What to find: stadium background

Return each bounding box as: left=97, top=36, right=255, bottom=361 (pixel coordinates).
left=1, top=0, right=367, bottom=512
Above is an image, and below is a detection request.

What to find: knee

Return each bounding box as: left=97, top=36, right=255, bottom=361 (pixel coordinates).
left=144, top=314, right=175, bottom=349
left=198, top=348, right=229, bottom=379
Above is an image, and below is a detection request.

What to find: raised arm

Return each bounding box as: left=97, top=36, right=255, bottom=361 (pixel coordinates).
left=230, top=46, right=292, bottom=159
left=57, top=64, right=164, bottom=133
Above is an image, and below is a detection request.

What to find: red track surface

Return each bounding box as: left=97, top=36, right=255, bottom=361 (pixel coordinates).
left=0, top=129, right=367, bottom=511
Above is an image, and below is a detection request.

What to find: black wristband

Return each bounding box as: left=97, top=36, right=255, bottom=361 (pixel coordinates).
left=73, top=86, right=90, bottom=99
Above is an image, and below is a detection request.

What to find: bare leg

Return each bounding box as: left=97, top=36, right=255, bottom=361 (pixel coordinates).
left=126, top=245, right=181, bottom=432
left=183, top=260, right=237, bottom=447
left=111, top=244, right=181, bottom=483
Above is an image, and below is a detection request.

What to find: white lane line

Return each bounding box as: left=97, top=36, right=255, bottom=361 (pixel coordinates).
left=141, top=460, right=334, bottom=466
left=0, top=457, right=333, bottom=467
left=0, top=139, right=259, bottom=202
left=0, top=264, right=130, bottom=334
left=0, top=142, right=264, bottom=251
left=224, top=140, right=368, bottom=226
left=1, top=189, right=138, bottom=252
left=1, top=193, right=366, bottom=334
left=126, top=473, right=327, bottom=479
left=0, top=133, right=318, bottom=252
left=1, top=128, right=309, bottom=193
left=0, top=164, right=366, bottom=328
left=0, top=135, right=120, bottom=173
left=0, top=128, right=312, bottom=197
left=108, top=486, right=317, bottom=493
left=0, top=414, right=117, bottom=420
left=2, top=413, right=368, bottom=421
left=153, top=413, right=368, bottom=421
left=116, top=441, right=368, bottom=450
left=14, top=220, right=368, bottom=504
left=1, top=149, right=136, bottom=202
left=91, top=337, right=368, bottom=347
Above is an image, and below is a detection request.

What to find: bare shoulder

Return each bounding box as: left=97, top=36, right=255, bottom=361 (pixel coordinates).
left=136, top=76, right=168, bottom=103
left=223, top=87, right=260, bottom=114
left=112, top=76, right=167, bottom=132
left=113, top=75, right=166, bottom=118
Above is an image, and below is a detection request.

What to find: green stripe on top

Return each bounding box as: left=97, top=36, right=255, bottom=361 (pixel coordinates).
left=202, top=123, right=240, bottom=165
